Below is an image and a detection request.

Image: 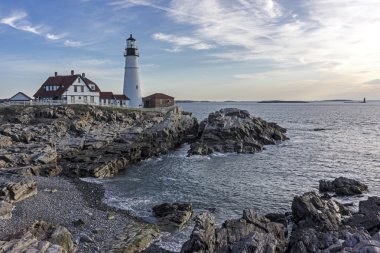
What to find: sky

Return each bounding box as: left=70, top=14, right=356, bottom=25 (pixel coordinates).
left=0, top=0, right=380, bottom=101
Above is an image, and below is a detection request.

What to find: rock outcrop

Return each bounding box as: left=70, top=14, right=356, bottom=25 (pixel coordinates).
left=152, top=203, right=193, bottom=228
left=188, top=108, right=287, bottom=156
left=0, top=105, right=198, bottom=179
left=0, top=221, right=75, bottom=253
left=181, top=209, right=287, bottom=253
left=0, top=174, right=37, bottom=202
left=181, top=178, right=380, bottom=253
left=107, top=221, right=160, bottom=253
left=319, top=177, right=368, bottom=196
left=345, top=196, right=380, bottom=235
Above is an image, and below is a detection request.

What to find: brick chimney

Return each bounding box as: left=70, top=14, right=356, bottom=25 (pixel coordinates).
left=54, top=72, right=58, bottom=77
left=71, top=70, right=74, bottom=75
left=82, top=73, right=85, bottom=78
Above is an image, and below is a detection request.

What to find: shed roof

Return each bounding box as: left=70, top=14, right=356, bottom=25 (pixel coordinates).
left=99, top=92, right=114, bottom=99
left=143, top=93, right=174, bottom=100
left=114, top=94, right=129, bottom=100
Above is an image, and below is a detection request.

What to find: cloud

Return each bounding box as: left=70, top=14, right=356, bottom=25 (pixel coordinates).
left=152, top=32, right=214, bottom=52
left=46, top=33, right=65, bottom=40
left=364, top=79, right=380, bottom=85
left=0, top=11, right=42, bottom=35
left=114, top=0, right=380, bottom=78
left=0, top=11, right=84, bottom=46
left=64, top=40, right=84, bottom=47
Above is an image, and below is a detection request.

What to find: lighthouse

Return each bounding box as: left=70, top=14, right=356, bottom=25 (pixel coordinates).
left=123, top=34, right=143, bottom=108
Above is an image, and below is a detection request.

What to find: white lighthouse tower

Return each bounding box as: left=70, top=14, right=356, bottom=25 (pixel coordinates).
left=123, top=34, right=143, bottom=108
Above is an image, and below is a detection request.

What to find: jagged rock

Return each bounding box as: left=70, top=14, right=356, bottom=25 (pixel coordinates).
left=0, top=174, right=37, bottom=202
left=319, top=177, right=368, bottom=196
left=0, top=143, right=57, bottom=168
left=152, top=202, right=193, bottom=228
left=291, top=191, right=343, bottom=231
left=265, top=213, right=287, bottom=226
left=181, top=210, right=286, bottom=253
left=345, top=197, right=380, bottom=235
left=108, top=221, right=159, bottom=253
left=0, top=200, right=13, bottom=220
left=229, top=232, right=279, bottom=253
left=181, top=212, right=216, bottom=253
left=188, top=108, right=287, bottom=156
left=0, top=221, right=75, bottom=253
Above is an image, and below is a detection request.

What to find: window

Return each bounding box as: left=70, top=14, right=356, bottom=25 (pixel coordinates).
left=71, top=96, right=75, bottom=103
left=79, top=96, right=81, bottom=99
left=90, top=96, right=94, bottom=103
left=136, top=85, right=138, bottom=89
left=81, top=86, right=84, bottom=92
left=84, top=96, right=87, bottom=103
left=108, top=99, right=111, bottom=104
left=78, top=77, right=81, bottom=83
left=74, top=86, right=78, bottom=92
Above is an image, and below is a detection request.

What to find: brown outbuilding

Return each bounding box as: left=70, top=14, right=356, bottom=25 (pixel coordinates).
left=143, top=93, right=175, bottom=108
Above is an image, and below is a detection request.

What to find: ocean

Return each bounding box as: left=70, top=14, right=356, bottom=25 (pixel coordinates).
left=90, top=101, right=380, bottom=251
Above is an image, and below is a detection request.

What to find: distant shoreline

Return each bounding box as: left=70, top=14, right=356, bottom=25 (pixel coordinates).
left=257, top=100, right=309, bottom=104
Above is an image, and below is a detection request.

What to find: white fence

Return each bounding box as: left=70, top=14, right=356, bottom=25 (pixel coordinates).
left=0, top=100, right=178, bottom=113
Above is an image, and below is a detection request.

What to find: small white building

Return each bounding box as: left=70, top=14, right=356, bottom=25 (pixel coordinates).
left=9, top=92, right=33, bottom=103
left=100, top=92, right=129, bottom=107
left=34, top=70, right=101, bottom=105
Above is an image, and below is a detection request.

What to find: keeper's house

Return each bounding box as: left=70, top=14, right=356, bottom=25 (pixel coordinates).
left=34, top=70, right=129, bottom=107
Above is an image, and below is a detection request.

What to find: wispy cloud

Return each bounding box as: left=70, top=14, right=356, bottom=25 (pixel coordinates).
left=46, top=33, right=65, bottom=40
left=64, top=40, right=84, bottom=47
left=0, top=11, right=84, bottom=46
left=0, top=11, right=43, bottom=35
left=113, top=0, right=380, bottom=78
left=152, top=32, right=214, bottom=52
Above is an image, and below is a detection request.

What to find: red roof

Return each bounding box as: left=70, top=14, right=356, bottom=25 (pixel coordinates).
left=34, top=74, right=101, bottom=98
left=99, top=92, right=114, bottom=99
left=114, top=94, right=129, bottom=100
left=143, top=93, right=174, bottom=100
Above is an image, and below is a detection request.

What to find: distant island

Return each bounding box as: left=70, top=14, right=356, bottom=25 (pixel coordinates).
left=320, top=99, right=354, bottom=102
left=258, top=100, right=309, bottom=103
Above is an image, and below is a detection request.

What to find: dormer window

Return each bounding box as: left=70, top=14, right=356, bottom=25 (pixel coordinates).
left=78, top=77, right=81, bottom=83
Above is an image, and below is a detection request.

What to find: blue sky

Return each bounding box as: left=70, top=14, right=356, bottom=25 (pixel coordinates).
left=0, top=0, right=380, bottom=100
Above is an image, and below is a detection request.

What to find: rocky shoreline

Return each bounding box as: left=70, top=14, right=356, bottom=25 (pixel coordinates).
left=180, top=177, right=378, bottom=253
left=0, top=106, right=291, bottom=252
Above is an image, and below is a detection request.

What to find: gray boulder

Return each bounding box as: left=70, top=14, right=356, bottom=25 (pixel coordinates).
left=181, top=209, right=287, bottom=253
left=291, top=191, right=343, bottom=231
left=345, top=197, right=380, bottom=235
left=0, top=173, right=37, bottom=202
left=181, top=212, right=216, bottom=253
left=152, top=202, right=193, bottom=228
left=188, top=108, right=287, bottom=156
left=0, top=221, right=75, bottom=253
left=319, top=177, right=368, bottom=196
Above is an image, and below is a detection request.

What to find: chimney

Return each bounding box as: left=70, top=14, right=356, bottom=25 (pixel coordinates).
left=71, top=70, right=74, bottom=75
left=54, top=72, right=58, bottom=77
left=82, top=73, right=85, bottom=78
